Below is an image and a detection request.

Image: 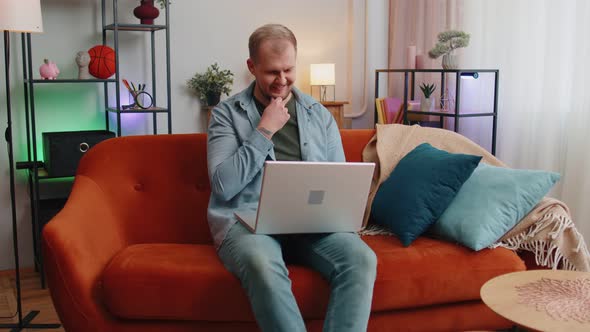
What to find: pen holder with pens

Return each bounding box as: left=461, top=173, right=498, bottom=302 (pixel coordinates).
left=121, top=79, right=154, bottom=110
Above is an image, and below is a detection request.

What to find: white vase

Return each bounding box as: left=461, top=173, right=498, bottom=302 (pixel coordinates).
left=420, top=96, right=435, bottom=112
left=442, top=53, right=458, bottom=70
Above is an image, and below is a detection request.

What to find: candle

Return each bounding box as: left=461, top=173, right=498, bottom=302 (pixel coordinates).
left=416, top=54, right=425, bottom=69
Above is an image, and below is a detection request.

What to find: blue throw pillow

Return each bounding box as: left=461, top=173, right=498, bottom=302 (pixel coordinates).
left=431, top=163, right=560, bottom=251
left=371, top=143, right=482, bottom=247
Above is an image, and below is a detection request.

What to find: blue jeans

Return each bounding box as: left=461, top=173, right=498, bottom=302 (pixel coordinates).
left=218, top=222, right=377, bottom=332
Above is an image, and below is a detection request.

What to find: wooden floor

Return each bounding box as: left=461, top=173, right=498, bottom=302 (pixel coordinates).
left=0, top=269, right=64, bottom=331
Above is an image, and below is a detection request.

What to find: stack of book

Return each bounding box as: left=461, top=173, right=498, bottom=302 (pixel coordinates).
left=375, top=97, right=403, bottom=124
left=375, top=97, right=441, bottom=127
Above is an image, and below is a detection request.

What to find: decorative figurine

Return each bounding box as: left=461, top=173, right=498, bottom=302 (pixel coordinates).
left=440, top=88, right=455, bottom=112
left=39, top=59, right=60, bottom=80
left=75, top=51, right=91, bottom=80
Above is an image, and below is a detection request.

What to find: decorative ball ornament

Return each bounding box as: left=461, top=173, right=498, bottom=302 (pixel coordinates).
left=88, top=45, right=116, bottom=79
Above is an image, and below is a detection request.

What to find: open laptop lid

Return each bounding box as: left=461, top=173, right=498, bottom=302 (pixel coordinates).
left=236, top=161, right=375, bottom=234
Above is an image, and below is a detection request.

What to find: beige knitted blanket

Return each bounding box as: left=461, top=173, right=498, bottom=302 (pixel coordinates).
left=361, top=124, right=590, bottom=271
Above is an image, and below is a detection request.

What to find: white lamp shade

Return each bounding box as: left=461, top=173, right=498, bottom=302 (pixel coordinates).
left=310, top=63, right=335, bottom=86
left=0, top=0, right=44, bottom=32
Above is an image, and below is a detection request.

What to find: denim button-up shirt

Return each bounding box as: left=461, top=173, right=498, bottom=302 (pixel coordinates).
left=206, top=82, right=345, bottom=249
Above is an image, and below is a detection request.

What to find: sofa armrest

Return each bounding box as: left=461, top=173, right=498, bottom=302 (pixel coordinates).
left=42, top=175, right=127, bottom=331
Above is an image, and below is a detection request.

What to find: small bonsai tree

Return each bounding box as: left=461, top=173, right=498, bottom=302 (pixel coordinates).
left=419, top=83, right=436, bottom=98
left=187, top=63, right=234, bottom=106
left=428, top=30, right=470, bottom=59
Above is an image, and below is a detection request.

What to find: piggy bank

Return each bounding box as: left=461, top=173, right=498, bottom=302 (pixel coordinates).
left=39, top=59, right=60, bottom=80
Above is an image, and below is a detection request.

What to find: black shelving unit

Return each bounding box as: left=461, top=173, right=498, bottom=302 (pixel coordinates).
left=17, top=1, right=172, bottom=287
left=102, top=0, right=172, bottom=136
left=374, top=69, right=499, bottom=155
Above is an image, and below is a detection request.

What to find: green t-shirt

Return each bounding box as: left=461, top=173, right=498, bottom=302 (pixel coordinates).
left=254, top=96, right=302, bottom=161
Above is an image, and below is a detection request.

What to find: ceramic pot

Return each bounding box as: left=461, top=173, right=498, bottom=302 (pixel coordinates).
left=442, top=53, right=458, bottom=70
left=134, top=0, right=159, bottom=25
left=420, top=96, right=435, bottom=113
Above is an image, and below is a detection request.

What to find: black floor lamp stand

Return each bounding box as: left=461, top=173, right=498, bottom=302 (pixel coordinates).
left=0, top=30, right=60, bottom=332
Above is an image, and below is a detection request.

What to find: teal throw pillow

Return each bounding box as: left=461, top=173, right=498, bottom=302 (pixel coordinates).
left=371, top=143, right=482, bottom=247
left=431, top=163, right=560, bottom=251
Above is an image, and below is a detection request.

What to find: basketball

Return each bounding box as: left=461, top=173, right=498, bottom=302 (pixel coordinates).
left=88, top=45, right=116, bottom=79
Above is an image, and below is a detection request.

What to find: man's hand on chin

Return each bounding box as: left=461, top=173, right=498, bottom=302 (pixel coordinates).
left=257, top=97, right=290, bottom=140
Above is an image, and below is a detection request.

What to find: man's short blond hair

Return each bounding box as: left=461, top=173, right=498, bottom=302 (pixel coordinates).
left=248, top=24, right=297, bottom=62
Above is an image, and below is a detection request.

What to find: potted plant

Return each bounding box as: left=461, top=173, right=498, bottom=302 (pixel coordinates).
left=187, top=63, right=234, bottom=106
left=419, top=83, right=436, bottom=112
left=428, top=30, right=470, bottom=69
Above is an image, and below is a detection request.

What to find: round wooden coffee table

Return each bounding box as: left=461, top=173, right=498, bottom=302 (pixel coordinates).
left=481, top=270, right=590, bottom=332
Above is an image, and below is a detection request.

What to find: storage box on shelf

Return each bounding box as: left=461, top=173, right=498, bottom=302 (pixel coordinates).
left=42, top=130, right=116, bottom=177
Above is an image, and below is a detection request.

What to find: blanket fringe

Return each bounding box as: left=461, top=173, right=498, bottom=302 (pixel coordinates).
left=358, top=224, right=393, bottom=236
left=490, top=212, right=590, bottom=271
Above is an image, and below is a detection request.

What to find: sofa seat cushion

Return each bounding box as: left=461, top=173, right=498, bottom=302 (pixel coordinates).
left=364, top=235, right=525, bottom=311
left=101, top=243, right=330, bottom=321
left=102, top=237, right=525, bottom=321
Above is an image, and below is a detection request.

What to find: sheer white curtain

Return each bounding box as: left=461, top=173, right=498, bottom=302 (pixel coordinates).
left=461, top=0, right=590, bottom=245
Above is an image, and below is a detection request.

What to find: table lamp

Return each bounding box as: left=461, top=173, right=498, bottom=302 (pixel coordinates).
left=0, top=0, right=60, bottom=330
left=310, top=63, right=335, bottom=102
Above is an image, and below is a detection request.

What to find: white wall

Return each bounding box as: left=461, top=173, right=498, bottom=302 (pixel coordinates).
left=0, top=0, right=388, bottom=270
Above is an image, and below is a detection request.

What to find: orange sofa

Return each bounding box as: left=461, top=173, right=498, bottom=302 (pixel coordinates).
left=42, top=129, right=525, bottom=332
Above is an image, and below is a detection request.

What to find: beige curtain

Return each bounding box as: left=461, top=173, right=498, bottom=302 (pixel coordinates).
left=386, top=0, right=464, bottom=97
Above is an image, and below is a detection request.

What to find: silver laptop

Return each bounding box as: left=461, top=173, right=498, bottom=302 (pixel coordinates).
left=235, top=161, right=375, bottom=234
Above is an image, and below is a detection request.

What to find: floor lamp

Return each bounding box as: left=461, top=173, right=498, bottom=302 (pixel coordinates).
left=0, top=1, right=60, bottom=331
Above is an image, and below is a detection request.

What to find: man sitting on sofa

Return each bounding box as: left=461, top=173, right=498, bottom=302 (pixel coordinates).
left=206, top=23, right=377, bottom=332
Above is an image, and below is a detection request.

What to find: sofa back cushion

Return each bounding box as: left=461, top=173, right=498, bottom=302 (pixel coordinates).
left=76, top=130, right=376, bottom=245
left=340, top=129, right=375, bottom=162
left=77, top=133, right=213, bottom=244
